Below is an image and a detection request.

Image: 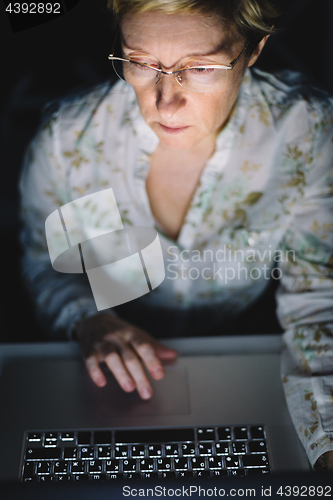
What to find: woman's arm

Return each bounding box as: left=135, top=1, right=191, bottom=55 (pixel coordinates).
left=276, top=103, right=333, bottom=469
left=19, top=104, right=109, bottom=339
left=19, top=103, right=177, bottom=394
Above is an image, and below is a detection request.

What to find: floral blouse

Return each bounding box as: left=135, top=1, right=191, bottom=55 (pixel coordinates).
left=19, top=67, right=333, bottom=467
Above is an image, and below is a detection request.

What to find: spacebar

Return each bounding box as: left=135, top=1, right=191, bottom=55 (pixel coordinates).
left=115, top=428, right=195, bottom=443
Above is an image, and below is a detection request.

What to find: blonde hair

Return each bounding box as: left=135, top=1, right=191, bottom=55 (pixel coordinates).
left=107, top=0, right=281, bottom=48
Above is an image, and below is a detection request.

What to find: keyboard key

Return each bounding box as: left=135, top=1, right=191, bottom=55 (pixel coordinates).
left=94, top=431, right=112, bottom=445
left=164, top=444, right=179, bottom=457
left=211, top=469, right=228, bottom=478
left=44, top=432, right=57, bottom=442
left=229, top=468, right=245, bottom=478
left=56, top=474, right=72, bottom=482
left=142, top=472, right=159, bottom=479
left=234, top=427, right=248, bottom=440
left=61, top=432, right=75, bottom=442
left=181, top=443, right=196, bottom=457
left=248, top=440, right=267, bottom=453
left=174, top=458, right=188, bottom=470
left=109, top=472, right=122, bottom=480
left=207, top=456, right=223, bottom=470
left=23, top=461, right=35, bottom=479
left=147, top=445, right=162, bottom=458
left=197, top=428, right=215, bottom=441
left=124, top=472, right=141, bottom=480
left=81, top=447, right=95, bottom=459
left=71, top=460, right=85, bottom=473
left=97, top=446, right=111, bottom=459
left=246, top=467, right=271, bottom=476
left=54, top=461, right=69, bottom=474
left=73, top=474, right=89, bottom=481
left=225, top=455, right=241, bottom=468
left=88, top=460, right=104, bottom=473
left=215, top=442, right=229, bottom=455
left=115, top=445, right=128, bottom=458
left=39, top=475, right=55, bottom=482
left=198, top=443, right=213, bottom=456
left=156, top=458, right=172, bottom=471
left=161, top=471, right=176, bottom=479
left=91, top=473, right=107, bottom=480
left=27, top=433, right=41, bottom=442
left=77, top=432, right=91, bottom=445
left=195, top=470, right=211, bottom=479
left=232, top=442, right=246, bottom=454
left=139, top=459, right=154, bottom=472
left=131, top=445, right=145, bottom=458
left=26, top=447, right=61, bottom=460
left=63, top=447, right=78, bottom=460
left=122, top=459, right=137, bottom=472
left=23, top=476, right=37, bottom=483
left=178, top=471, right=194, bottom=479
left=106, top=460, right=120, bottom=472
left=242, top=453, right=269, bottom=468
left=217, top=427, right=231, bottom=441
left=250, top=426, right=265, bottom=440
left=191, top=457, right=205, bottom=470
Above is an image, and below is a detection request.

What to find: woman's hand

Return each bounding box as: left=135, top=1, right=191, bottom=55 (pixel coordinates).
left=75, top=313, right=177, bottom=400
left=314, top=450, right=333, bottom=471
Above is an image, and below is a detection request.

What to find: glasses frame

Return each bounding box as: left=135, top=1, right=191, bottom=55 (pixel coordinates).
left=108, top=32, right=248, bottom=91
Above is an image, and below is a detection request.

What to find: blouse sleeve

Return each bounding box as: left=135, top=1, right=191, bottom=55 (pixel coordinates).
left=19, top=103, right=114, bottom=340
left=276, top=97, right=333, bottom=467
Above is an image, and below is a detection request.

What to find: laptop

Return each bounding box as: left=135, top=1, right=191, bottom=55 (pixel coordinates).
left=0, top=336, right=310, bottom=483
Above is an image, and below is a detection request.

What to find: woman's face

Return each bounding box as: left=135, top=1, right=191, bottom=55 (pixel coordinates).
left=120, top=12, right=264, bottom=151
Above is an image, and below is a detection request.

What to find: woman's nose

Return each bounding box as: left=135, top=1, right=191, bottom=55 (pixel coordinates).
left=155, top=73, right=186, bottom=120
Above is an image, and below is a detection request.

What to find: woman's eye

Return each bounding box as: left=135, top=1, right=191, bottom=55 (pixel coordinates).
left=190, top=67, right=215, bottom=74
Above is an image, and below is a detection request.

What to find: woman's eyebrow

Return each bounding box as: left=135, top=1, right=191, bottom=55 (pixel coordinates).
left=188, top=41, right=231, bottom=58
left=121, top=35, right=231, bottom=59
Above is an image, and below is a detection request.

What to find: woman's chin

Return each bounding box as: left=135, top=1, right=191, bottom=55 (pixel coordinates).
left=156, top=132, right=200, bottom=151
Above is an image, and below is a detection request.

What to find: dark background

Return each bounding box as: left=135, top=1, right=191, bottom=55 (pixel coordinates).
left=0, top=0, right=332, bottom=342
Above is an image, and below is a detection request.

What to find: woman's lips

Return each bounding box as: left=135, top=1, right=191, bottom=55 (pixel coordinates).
left=159, top=123, right=190, bottom=134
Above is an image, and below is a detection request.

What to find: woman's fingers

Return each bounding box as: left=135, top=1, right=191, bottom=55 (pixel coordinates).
left=78, top=315, right=178, bottom=399
left=118, top=343, right=154, bottom=399
left=153, top=342, right=178, bottom=360
left=103, top=349, right=136, bottom=393
left=131, top=338, right=166, bottom=380
left=85, top=356, right=107, bottom=387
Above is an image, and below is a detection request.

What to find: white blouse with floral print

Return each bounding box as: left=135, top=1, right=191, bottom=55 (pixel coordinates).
left=19, top=67, right=333, bottom=467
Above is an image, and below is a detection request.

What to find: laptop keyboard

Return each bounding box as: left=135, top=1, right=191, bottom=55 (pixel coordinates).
left=21, top=425, right=271, bottom=482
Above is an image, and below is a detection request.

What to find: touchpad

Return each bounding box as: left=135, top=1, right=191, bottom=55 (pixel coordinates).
left=96, top=365, right=190, bottom=417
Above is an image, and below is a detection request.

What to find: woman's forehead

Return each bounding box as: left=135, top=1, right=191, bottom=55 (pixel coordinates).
left=120, top=11, right=240, bottom=59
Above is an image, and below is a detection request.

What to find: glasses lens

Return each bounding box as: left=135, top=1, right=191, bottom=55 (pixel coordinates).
left=178, top=67, right=229, bottom=92
left=112, top=58, right=126, bottom=82
left=112, top=59, right=159, bottom=87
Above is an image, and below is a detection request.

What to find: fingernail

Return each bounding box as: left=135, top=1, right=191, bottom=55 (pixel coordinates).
left=154, top=367, right=164, bottom=379
left=142, top=388, right=152, bottom=400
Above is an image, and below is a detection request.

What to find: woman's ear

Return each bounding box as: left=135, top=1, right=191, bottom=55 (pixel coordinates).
left=247, top=34, right=270, bottom=67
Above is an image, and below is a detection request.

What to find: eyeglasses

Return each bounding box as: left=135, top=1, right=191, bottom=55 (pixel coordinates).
left=108, top=35, right=248, bottom=93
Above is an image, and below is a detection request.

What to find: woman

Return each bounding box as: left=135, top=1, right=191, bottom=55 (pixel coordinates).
left=20, top=0, right=333, bottom=470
